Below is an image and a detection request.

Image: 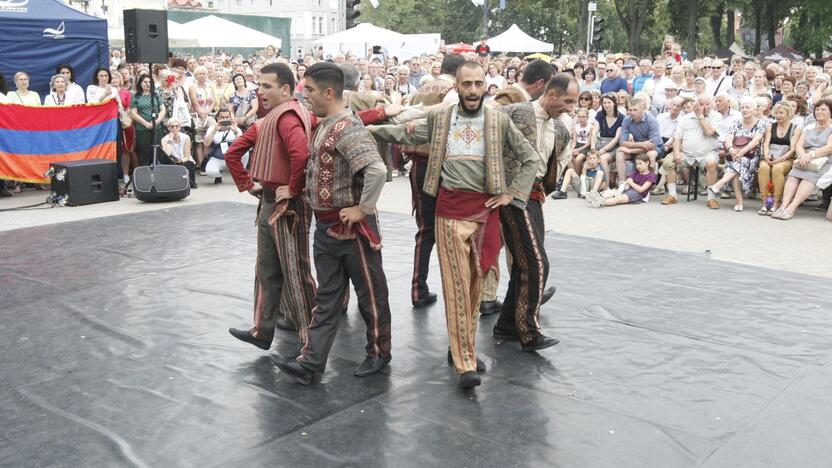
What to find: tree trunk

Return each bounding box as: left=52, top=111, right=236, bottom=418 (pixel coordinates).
left=710, top=13, right=723, bottom=50
left=576, top=0, right=589, bottom=52
left=766, top=0, right=776, bottom=48
left=614, top=0, right=650, bottom=55
left=726, top=9, right=735, bottom=45
left=684, top=0, right=699, bottom=57
left=753, top=0, right=762, bottom=55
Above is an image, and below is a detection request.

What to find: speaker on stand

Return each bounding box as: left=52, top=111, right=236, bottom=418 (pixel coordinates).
left=123, top=9, right=169, bottom=64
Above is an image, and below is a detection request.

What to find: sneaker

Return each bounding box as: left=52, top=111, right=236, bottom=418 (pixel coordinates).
left=651, top=186, right=666, bottom=195
left=586, top=191, right=603, bottom=208
left=391, top=170, right=399, bottom=178
left=550, top=190, right=567, bottom=200
left=214, top=177, right=223, bottom=184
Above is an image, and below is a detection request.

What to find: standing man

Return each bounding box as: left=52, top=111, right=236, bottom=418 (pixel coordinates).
left=706, top=59, right=730, bottom=96
left=225, top=63, right=318, bottom=354
left=600, top=63, right=628, bottom=95
left=493, top=59, right=553, bottom=106
left=370, top=61, right=541, bottom=388
left=401, top=53, right=466, bottom=309
left=492, top=73, right=580, bottom=351
left=408, top=57, right=427, bottom=90
left=632, top=59, right=654, bottom=95
left=475, top=37, right=490, bottom=57
left=644, top=59, right=674, bottom=114
left=275, top=63, right=392, bottom=385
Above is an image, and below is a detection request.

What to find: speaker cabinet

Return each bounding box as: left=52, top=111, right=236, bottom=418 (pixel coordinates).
left=124, top=9, right=169, bottom=64
left=50, top=159, right=119, bottom=206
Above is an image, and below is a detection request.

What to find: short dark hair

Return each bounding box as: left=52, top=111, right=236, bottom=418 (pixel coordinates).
left=440, top=54, right=465, bottom=76
left=457, top=60, right=484, bottom=77
left=339, top=63, right=361, bottom=91
left=305, top=62, right=344, bottom=98
left=55, top=63, right=75, bottom=82
left=813, top=98, right=832, bottom=119
left=545, top=73, right=579, bottom=95
left=91, top=67, right=111, bottom=85
left=582, top=68, right=596, bottom=80
left=231, top=73, right=247, bottom=89
left=260, top=63, right=295, bottom=90
left=522, top=59, right=553, bottom=86
left=171, top=58, right=187, bottom=69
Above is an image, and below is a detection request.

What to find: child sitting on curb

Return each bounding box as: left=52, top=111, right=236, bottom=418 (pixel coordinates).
left=586, top=153, right=656, bottom=207
left=551, top=150, right=606, bottom=199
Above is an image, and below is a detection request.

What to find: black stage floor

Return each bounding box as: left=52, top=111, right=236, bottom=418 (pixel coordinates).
left=2, top=202, right=832, bottom=467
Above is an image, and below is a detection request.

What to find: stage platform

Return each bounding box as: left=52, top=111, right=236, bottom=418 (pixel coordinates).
left=2, top=202, right=831, bottom=467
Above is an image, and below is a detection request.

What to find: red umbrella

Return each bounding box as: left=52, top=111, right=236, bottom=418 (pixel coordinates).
left=445, top=42, right=476, bottom=54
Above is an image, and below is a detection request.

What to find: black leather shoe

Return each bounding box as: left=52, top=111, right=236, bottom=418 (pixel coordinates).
left=275, top=314, right=297, bottom=331
left=479, top=300, right=502, bottom=316
left=541, top=286, right=556, bottom=305
left=550, top=190, right=567, bottom=200
left=521, top=335, right=560, bottom=352
left=815, top=201, right=830, bottom=211
left=354, top=354, right=391, bottom=377
left=412, top=292, right=438, bottom=308
left=189, top=181, right=198, bottom=189
left=492, top=326, right=519, bottom=341
left=275, top=359, right=320, bottom=385
left=228, top=328, right=271, bottom=350
left=214, top=177, right=223, bottom=184
left=447, top=348, right=486, bottom=373
left=0, top=189, right=12, bottom=198
left=459, top=371, right=481, bottom=388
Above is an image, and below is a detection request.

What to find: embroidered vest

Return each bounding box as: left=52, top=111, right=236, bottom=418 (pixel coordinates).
left=250, top=100, right=311, bottom=186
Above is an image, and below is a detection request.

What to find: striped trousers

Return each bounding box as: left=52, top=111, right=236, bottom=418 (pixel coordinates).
left=251, top=198, right=316, bottom=344
left=494, top=200, right=549, bottom=345
left=436, top=216, right=487, bottom=374
left=298, top=214, right=392, bottom=373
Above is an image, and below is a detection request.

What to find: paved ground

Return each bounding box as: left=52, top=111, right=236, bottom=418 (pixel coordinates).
left=2, top=173, right=830, bottom=278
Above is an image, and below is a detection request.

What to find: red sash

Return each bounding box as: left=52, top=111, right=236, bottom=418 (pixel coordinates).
left=435, top=187, right=501, bottom=274
left=315, top=209, right=382, bottom=251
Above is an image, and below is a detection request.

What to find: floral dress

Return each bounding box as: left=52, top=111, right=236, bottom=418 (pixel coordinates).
left=726, top=118, right=766, bottom=193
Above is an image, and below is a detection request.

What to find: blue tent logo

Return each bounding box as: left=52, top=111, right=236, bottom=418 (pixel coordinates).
left=0, top=0, right=28, bottom=12
left=43, top=21, right=66, bottom=39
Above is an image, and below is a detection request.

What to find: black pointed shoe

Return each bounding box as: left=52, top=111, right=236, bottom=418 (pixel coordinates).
left=447, top=348, right=486, bottom=373
left=412, top=292, right=438, bottom=309
left=275, top=359, right=320, bottom=385
left=492, top=325, right=519, bottom=341
left=479, top=300, right=502, bottom=316
left=228, top=328, right=271, bottom=350
left=521, top=335, right=560, bottom=352
left=275, top=314, right=297, bottom=331
left=354, top=354, right=391, bottom=377
left=459, top=371, right=482, bottom=388
left=541, top=286, right=557, bottom=305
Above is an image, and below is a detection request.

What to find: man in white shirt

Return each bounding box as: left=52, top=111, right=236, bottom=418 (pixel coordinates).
left=706, top=59, right=730, bottom=96
left=714, top=93, right=740, bottom=149
left=643, top=59, right=674, bottom=113
left=656, top=96, right=684, bottom=155
left=659, top=95, right=722, bottom=205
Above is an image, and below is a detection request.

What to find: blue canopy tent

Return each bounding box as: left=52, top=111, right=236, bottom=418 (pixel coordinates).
left=0, top=0, right=109, bottom=99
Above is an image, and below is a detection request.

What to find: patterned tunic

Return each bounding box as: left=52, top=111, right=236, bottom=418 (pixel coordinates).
left=304, top=110, right=383, bottom=211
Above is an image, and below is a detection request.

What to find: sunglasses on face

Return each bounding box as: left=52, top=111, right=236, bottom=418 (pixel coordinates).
left=580, top=97, right=591, bottom=101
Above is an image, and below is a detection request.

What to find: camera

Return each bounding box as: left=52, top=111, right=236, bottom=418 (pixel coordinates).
left=219, top=120, right=233, bottom=127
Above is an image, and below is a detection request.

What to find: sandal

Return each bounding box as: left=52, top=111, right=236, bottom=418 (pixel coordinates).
left=757, top=207, right=769, bottom=216
left=778, top=209, right=794, bottom=220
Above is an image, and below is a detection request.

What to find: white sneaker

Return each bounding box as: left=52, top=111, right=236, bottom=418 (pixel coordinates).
left=391, top=170, right=399, bottom=178
left=733, top=204, right=743, bottom=212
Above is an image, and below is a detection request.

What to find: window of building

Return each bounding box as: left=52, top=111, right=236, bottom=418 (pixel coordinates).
left=311, top=16, right=317, bottom=34
left=330, top=17, right=335, bottom=34
left=318, top=16, right=323, bottom=35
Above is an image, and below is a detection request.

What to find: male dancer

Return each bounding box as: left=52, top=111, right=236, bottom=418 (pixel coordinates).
left=225, top=63, right=317, bottom=353
left=493, top=73, right=580, bottom=351
left=370, top=61, right=540, bottom=388
left=275, top=63, right=392, bottom=385
left=401, top=53, right=465, bottom=309
left=225, top=63, right=394, bottom=356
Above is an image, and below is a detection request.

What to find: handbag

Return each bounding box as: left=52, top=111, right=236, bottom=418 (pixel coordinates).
left=173, top=96, right=192, bottom=127
left=731, top=135, right=758, bottom=159
left=118, top=108, right=133, bottom=129
left=806, top=156, right=829, bottom=173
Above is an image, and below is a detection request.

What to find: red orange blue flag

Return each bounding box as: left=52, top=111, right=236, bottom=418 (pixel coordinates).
left=0, top=100, right=118, bottom=183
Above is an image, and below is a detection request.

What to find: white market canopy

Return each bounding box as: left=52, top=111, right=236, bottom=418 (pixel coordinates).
left=181, top=15, right=282, bottom=49
left=487, top=24, right=553, bottom=53
left=108, top=20, right=198, bottom=48
left=313, top=23, right=409, bottom=57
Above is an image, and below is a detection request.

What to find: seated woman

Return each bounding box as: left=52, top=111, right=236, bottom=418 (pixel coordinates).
left=773, top=98, right=832, bottom=220
left=160, top=118, right=197, bottom=189
left=758, top=101, right=801, bottom=215
left=203, top=107, right=243, bottom=184
left=596, top=93, right=624, bottom=184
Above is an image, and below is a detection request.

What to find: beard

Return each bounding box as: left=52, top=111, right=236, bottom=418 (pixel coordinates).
left=458, top=92, right=485, bottom=116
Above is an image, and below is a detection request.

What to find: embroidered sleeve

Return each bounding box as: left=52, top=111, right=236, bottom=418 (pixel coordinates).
left=336, top=121, right=383, bottom=175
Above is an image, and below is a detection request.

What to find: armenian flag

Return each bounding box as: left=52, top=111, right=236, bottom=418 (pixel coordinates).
left=0, top=100, right=118, bottom=183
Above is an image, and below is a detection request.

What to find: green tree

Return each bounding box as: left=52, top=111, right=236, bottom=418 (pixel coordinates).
left=613, top=0, right=658, bottom=54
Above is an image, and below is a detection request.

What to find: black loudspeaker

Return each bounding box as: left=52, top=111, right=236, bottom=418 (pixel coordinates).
left=50, top=159, right=119, bottom=206
left=124, top=9, right=169, bottom=64
left=132, top=165, right=190, bottom=202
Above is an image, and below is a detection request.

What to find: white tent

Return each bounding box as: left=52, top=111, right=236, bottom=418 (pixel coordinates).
left=181, top=15, right=282, bottom=49
left=487, top=24, right=553, bottom=53
left=108, top=20, right=199, bottom=48
left=312, top=23, right=406, bottom=57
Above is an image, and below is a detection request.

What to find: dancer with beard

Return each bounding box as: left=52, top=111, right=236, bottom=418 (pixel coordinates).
left=274, top=63, right=392, bottom=385
left=370, top=61, right=540, bottom=388
left=225, top=63, right=394, bottom=358
left=493, top=73, right=580, bottom=351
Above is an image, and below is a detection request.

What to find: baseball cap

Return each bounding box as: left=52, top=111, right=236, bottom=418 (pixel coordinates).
left=623, top=61, right=636, bottom=69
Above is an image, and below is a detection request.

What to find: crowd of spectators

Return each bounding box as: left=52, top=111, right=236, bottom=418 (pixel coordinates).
left=0, top=37, right=830, bottom=222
